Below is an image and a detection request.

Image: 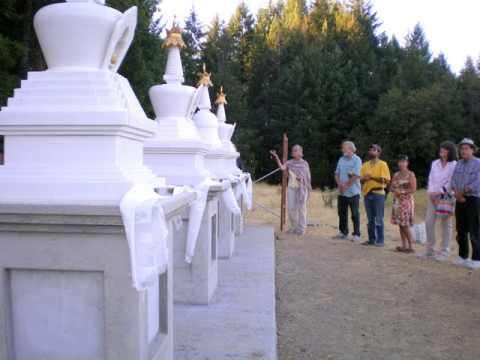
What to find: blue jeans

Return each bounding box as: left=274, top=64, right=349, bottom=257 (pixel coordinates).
left=364, top=193, right=385, bottom=244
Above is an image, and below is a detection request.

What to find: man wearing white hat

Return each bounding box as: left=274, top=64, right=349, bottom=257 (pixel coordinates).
left=451, top=138, right=480, bottom=269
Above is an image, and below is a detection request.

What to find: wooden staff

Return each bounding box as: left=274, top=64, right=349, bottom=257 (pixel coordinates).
left=280, top=133, right=288, bottom=231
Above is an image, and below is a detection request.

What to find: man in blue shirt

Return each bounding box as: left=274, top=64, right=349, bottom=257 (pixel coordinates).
left=333, top=141, right=362, bottom=241
left=451, top=138, right=480, bottom=269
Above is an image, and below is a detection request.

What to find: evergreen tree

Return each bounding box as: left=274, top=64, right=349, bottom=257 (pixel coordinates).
left=458, top=57, right=480, bottom=142
left=225, top=2, right=255, bottom=86
left=278, top=0, right=308, bottom=64
left=266, top=39, right=360, bottom=186
left=182, top=6, right=206, bottom=86
left=201, top=14, right=225, bottom=76
left=307, top=0, right=334, bottom=38
left=393, top=23, right=432, bottom=91
left=376, top=34, right=403, bottom=93
left=367, top=82, right=463, bottom=185
left=248, top=6, right=278, bottom=106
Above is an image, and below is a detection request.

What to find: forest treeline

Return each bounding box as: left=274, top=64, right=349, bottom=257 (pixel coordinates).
left=1, top=0, right=480, bottom=188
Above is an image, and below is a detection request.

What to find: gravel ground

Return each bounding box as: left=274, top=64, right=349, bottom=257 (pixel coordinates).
left=275, top=229, right=480, bottom=360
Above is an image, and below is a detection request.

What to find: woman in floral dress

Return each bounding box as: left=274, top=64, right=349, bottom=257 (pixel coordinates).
left=391, top=155, right=417, bottom=253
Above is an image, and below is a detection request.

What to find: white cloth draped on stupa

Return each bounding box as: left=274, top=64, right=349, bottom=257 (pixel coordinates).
left=120, top=184, right=169, bottom=291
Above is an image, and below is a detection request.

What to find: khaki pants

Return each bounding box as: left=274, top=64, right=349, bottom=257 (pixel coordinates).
left=287, top=187, right=307, bottom=232
left=425, top=198, right=453, bottom=256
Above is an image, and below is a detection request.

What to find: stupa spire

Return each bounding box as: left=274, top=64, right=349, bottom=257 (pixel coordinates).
left=215, top=86, right=227, bottom=105
left=162, top=15, right=186, bottom=50
left=215, top=86, right=227, bottom=122
left=163, top=16, right=185, bottom=84
left=197, top=63, right=213, bottom=87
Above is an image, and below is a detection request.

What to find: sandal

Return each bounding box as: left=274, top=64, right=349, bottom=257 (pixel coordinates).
left=395, top=246, right=405, bottom=252
left=403, top=248, right=415, bottom=254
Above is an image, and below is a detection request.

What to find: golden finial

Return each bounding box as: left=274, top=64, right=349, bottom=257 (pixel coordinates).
left=162, top=15, right=186, bottom=49
left=215, top=86, right=228, bottom=105
left=110, top=53, right=118, bottom=65
left=197, top=63, right=213, bottom=87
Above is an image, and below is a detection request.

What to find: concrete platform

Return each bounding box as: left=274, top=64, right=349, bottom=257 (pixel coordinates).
left=173, top=226, right=276, bottom=359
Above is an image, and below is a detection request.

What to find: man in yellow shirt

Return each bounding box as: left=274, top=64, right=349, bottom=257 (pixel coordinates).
left=360, top=144, right=391, bottom=246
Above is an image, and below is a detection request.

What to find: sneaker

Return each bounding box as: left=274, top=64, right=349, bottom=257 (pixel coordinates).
left=297, top=230, right=305, bottom=235
left=287, top=228, right=296, bottom=234
left=468, top=260, right=480, bottom=269
left=452, top=257, right=471, bottom=266
left=417, top=251, right=435, bottom=259
left=332, top=232, right=348, bottom=240
left=435, top=253, right=449, bottom=262
left=351, top=235, right=360, bottom=242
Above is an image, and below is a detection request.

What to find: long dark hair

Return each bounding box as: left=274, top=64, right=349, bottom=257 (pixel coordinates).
left=440, top=141, right=458, bottom=162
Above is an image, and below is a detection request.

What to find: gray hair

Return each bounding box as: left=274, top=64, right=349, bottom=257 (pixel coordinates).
left=292, top=144, right=303, bottom=156
left=342, top=141, right=356, bottom=152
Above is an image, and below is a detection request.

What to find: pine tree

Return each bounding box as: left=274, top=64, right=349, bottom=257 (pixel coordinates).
left=458, top=57, right=480, bottom=142
left=393, top=23, right=432, bottom=91
left=266, top=39, right=360, bottom=186
left=376, top=34, right=403, bottom=93
left=367, top=81, right=463, bottom=185
left=182, top=6, right=206, bottom=86
left=201, top=14, right=225, bottom=76
left=225, top=2, right=255, bottom=86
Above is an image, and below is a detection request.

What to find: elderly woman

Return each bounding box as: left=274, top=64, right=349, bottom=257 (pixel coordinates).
left=418, top=141, right=458, bottom=261
left=270, top=145, right=312, bottom=235
left=391, top=155, right=417, bottom=253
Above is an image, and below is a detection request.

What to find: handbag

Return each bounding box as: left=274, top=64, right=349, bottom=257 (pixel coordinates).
left=436, top=187, right=454, bottom=217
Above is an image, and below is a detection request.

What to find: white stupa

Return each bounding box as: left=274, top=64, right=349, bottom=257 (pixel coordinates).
left=192, top=66, right=230, bottom=180
left=215, top=87, right=242, bottom=176
left=143, top=18, right=211, bottom=186
left=0, top=0, right=161, bottom=203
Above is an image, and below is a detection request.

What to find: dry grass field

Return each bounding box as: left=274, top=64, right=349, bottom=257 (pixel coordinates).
left=244, top=182, right=433, bottom=244
left=245, top=183, right=479, bottom=360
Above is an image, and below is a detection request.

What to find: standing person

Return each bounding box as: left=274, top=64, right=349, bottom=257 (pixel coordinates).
left=332, top=141, right=362, bottom=242
left=391, top=155, right=417, bottom=253
left=418, top=142, right=458, bottom=261
left=270, top=145, right=312, bottom=235
left=360, top=144, right=391, bottom=247
left=232, top=143, right=245, bottom=172
left=451, top=138, right=480, bottom=269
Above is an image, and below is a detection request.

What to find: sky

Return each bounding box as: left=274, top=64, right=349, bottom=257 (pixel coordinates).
left=158, top=0, right=480, bottom=75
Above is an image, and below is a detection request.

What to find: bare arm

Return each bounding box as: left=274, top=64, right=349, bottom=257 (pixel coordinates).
left=406, top=172, right=417, bottom=194
left=269, top=150, right=287, bottom=171
left=335, top=173, right=340, bottom=186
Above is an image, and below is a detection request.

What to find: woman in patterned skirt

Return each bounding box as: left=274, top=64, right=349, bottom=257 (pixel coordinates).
left=391, top=155, right=417, bottom=253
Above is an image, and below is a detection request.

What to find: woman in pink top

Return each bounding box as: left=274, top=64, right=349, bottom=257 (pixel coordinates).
left=418, top=141, right=458, bottom=261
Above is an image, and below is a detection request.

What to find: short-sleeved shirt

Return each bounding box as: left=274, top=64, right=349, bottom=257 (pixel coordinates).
left=360, top=160, right=391, bottom=196
left=335, top=154, right=362, bottom=197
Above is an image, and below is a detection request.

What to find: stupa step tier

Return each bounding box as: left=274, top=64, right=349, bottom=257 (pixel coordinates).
left=0, top=69, right=162, bottom=202
left=3, top=70, right=145, bottom=116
